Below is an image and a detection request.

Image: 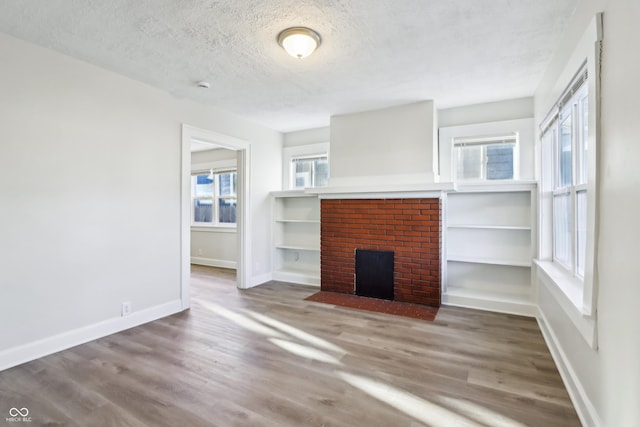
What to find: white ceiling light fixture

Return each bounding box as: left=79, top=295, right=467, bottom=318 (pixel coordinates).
left=277, top=27, right=321, bottom=59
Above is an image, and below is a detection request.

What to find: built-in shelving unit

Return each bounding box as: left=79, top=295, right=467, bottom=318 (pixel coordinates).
left=443, top=182, right=537, bottom=316
left=271, top=191, right=320, bottom=286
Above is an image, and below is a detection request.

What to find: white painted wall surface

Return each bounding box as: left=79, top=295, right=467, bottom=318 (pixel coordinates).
left=190, top=149, right=238, bottom=269
left=0, top=33, right=281, bottom=362
left=283, top=127, right=330, bottom=147
left=534, top=1, right=640, bottom=425
left=329, top=101, right=438, bottom=186
left=438, top=97, right=534, bottom=128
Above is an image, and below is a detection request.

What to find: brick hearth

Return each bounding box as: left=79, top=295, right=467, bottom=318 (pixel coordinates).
left=320, top=198, right=441, bottom=307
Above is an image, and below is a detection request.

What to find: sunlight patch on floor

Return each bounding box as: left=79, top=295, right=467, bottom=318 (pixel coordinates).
left=336, top=371, right=485, bottom=427
left=269, top=338, right=343, bottom=365
left=246, top=310, right=346, bottom=355
left=436, top=396, right=528, bottom=427
left=194, top=299, right=284, bottom=338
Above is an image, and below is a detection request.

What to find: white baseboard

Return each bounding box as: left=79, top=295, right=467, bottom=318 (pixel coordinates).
left=190, top=257, right=237, bottom=270
left=0, top=299, right=184, bottom=372
left=537, top=308, right=602, bottom=427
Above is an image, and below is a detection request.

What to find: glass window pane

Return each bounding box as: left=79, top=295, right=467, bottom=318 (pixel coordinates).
left=486, top=143, right=515, bottom=180
left=313, top=158, right=329, bottom=187
left=193, top=199, right=213, bottom=223
left=193, top=174, right=214, bottom=198
left=219, top=172, right=236, bottom=196
left=553, top=193, right=571, bottom=268
left=293, top=158, right=312, bottom=189
left=218, top=198, right=237, bottom=223
left=559, top=115, right=572, bottom=187
left=576, top=190, right=587, bottom=277
left=578, top=95, right=589, bottom=185
left=455, top=145, right=483, bottom=180
left=192, top=174, right=214, bottom=224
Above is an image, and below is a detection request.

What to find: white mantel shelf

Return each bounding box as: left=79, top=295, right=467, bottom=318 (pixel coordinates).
left=305, top=182, right=457, bottom=199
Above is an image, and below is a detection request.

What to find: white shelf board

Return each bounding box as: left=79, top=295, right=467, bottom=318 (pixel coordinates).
left=452, top=180, right=537, bottom=193
left=443, top=287, right=536, bottom=317
left=447, top=255, right=531, bottom=267
left=271, top=190, right=317, bottom=198
left=276, top=244, right=320, bottom=252
left=447, top=224, right=531, bottom=230
left=276, top=219, right=320, bottom=224
left=273, top=268, right=320, bottom=286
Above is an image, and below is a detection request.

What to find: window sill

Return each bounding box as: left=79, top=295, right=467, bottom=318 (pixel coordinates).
left=191, top=225, right=236, bottom=233
left=534, top=259, right=597, bottom=349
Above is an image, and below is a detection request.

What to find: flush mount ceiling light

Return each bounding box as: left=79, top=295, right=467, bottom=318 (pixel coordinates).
left=277, top=27, right=321, bottom=59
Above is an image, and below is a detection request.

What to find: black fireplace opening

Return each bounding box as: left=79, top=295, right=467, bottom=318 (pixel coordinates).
left=355, top=249, right=394, bottom=300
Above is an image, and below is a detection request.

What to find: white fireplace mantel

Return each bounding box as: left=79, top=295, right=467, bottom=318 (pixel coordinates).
left=305, top=182, right=456, bottom=200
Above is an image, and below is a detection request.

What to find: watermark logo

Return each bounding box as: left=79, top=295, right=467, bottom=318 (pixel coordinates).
left=6, top=408, right=31, bottom=423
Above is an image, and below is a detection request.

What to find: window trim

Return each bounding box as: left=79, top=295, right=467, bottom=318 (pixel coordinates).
left=191, top=159, right=237, bottom=229
left=535, top=13, right=601, bottom=352
left=438, top=118, right=534, bottom=183
left=283, top=142, right=329, bottom=189
left=452, top=133, right=519, bottom=181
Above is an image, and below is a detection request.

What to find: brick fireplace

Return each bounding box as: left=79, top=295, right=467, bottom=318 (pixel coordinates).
left=320, top=197, right=442, bottom=307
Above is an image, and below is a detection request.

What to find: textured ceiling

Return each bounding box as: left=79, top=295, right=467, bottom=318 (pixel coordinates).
left=0, top=0, right=576, bottom=132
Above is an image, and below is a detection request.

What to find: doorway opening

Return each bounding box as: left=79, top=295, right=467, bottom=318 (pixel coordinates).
left=181, top=125, right=251, bottom=310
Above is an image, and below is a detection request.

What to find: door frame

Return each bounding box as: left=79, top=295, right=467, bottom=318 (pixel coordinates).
left=181, top=125, right=251, bottom=309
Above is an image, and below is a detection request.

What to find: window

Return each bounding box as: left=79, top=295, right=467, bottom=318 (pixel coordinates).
left=191, top=170, right=237, bottom=226
left=283, top=142, right=330, bottom=190
left=291, top=155, right=329, bottom=189
left=452, top=134, right=518, bottom=181
left=541, top=67, right=588, bottom=278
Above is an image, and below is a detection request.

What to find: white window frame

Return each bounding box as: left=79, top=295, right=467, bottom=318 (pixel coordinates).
left=546, top=81, right=589, bottom=276
left=191, top=159, right=237, bottom=229
left=452, top=133, right=520, bottom=182
left=439, top=118, right=534, bottom=183
left=535, top=14, right=601, bottom=349
left=283, top=142, right=329, bottom=190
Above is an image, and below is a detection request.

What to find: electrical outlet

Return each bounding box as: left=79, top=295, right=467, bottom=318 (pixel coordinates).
left=121, top=301, right=132, bottom=317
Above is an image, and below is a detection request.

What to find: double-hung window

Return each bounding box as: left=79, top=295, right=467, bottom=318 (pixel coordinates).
left=542, top=69, right=588, bottom=278
left=191, top=169, right=237, bottom=226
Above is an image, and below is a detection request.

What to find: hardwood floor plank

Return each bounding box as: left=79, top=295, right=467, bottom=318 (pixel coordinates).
left=0, top=265, right=580, bottom=427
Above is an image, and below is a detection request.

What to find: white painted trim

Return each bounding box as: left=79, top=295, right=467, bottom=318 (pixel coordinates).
left=535, top=261, right=597, bottom=348
left=442, top=294, right=537, bottom=317
left=0, top=300, right=183, bottom=372
left=272, top=271, right=320, bottom=287
left=537, top=307, right=603, bottom=427
left=181, top=126, right=192, bottom=309
left=191, top=159, right=237, bottom=173
left=308, top=182, right=455, bottom=200
left=190, top=257, right=237, bottom=270
left=190, top=225, right=236, bottom=233
left=249, top=272, right=273, bottom=288
left=439, top=118, right=535, bottom=182
left=181, top=125, right=251, bottom=294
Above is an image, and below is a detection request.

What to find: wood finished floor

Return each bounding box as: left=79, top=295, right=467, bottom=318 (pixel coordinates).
left=0, top=265, right=581, bottom=426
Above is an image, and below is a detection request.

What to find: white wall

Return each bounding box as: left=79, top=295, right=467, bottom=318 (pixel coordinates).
left=0, top=33, right=281, bottom=366
left=533, top=1, right=640, bottom=426
left=438, top=97, right=534, bottom=128
left=190, top=149, right=238, bottom=269
left=283, top=127, right=330, bottom=147
left=329, top=101, right=438, bottom=186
